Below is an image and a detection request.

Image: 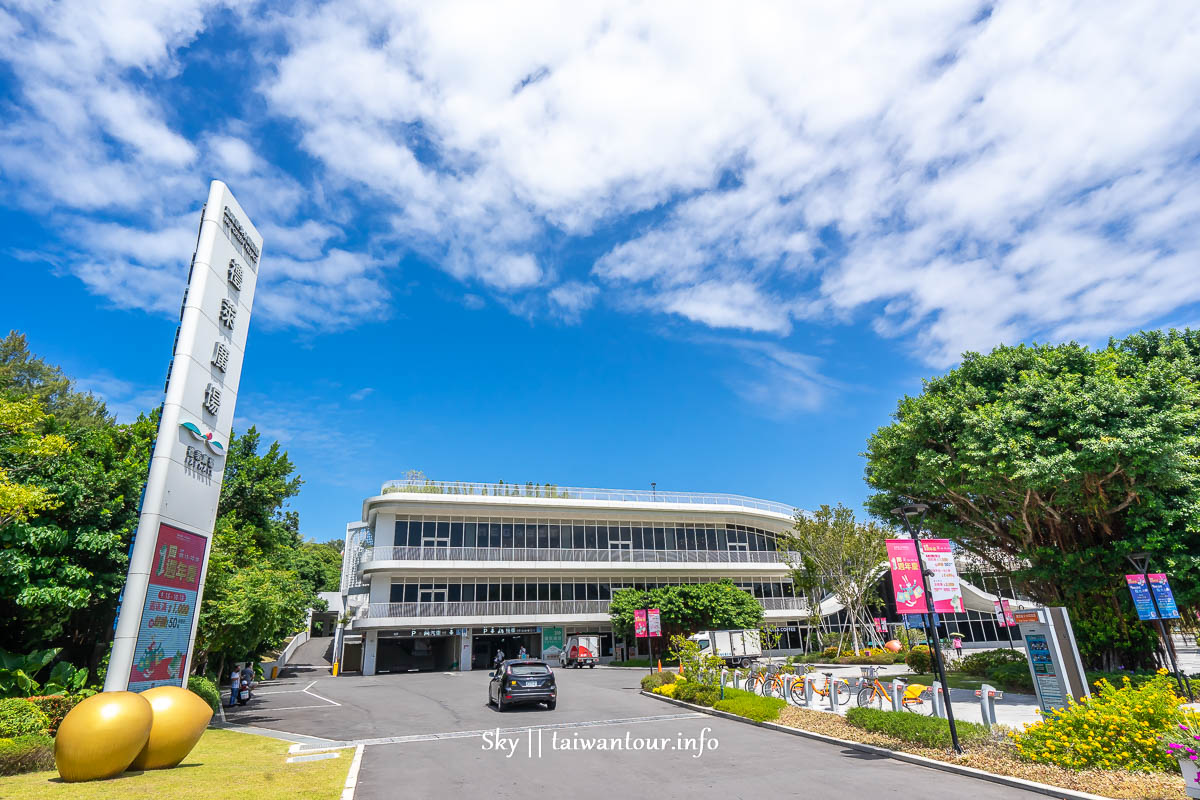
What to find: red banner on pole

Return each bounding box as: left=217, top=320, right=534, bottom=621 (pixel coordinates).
left=886, top=539, right=928, bottom=613
left=634, top=609, right=648, bottom=638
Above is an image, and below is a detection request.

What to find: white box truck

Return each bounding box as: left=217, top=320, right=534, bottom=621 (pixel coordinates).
left=689, top=629, right=762, bottom=667
left=559, top=634, right=600, bottom=668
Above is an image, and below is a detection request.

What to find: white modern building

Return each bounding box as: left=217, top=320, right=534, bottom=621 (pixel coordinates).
left=336, top=480, right=811, bottom=674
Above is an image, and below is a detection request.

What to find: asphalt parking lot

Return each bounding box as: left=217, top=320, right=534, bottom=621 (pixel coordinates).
left=223, top=648, right=1050, bottom=800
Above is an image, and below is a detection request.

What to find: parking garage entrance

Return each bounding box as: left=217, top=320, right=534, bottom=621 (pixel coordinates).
left=376, top=630, right=460, bottom=673
left=471, top=626, right=542, bottom=670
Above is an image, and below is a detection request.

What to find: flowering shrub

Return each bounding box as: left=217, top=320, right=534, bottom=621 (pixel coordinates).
left=652, top=682, right=678, bottom=698
left=1163, top=717, right=1200, bottom=788
left=1012, top=671, right=1185, bottom=772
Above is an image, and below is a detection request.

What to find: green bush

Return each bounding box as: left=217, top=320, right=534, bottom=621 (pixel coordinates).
left=0, top=699, right=50, bottom=738
left=640, top=672, right=678, bottom=691
left=0, top=734, right=56, bottom=775
left=845, top=706, right=989, bottom=749
left=188, top=675, right=221, bottom=713
left=713, top=688, right=785, bottom=722
left=987, top=662, right=1034, bottom=693
left=673, top=680, right=719, bottom=707
left=955, top=649, right=1026, bottom=677
left=25, top=695, right=80, bottom=736
left=893, top=652, right=909, bottom=664
left=904, top=645, right=932, bottom=674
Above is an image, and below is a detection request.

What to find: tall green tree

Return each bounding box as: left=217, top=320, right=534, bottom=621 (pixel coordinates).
left=0, top=403, right=153, bottom=668
left=0, top=331, right=111, bottom=427
left=609, top=581, right=763, bottom=640
left=776, top=503, right=888, bottom=654
left=863, top=330, right=1200, bottom=669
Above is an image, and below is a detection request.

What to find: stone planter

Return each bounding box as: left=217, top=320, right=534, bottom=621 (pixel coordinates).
left=1180, top=756, right=1200, bottom=800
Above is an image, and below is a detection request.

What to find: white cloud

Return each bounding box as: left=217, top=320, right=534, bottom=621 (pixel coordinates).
left=76, top=371, right=162, bottom=423
left=3, top=0, right=1200, bottom=370
left=548, top=281, right=598, bottom=322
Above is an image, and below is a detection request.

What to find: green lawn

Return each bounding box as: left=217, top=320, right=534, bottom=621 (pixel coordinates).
left=4, top=728, right=350, bottom=800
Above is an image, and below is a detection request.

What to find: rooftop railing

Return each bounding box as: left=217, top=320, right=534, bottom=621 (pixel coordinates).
left=361, top=596, right=806, bottom=621
left=362, top=545, right=786, bottom=566
left=378, top=479, right=797, bottom=517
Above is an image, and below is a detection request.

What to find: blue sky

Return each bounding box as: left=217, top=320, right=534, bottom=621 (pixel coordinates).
left=2, top=2, right=1199, bottom=542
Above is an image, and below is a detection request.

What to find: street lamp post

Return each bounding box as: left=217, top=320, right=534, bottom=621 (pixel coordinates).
left=892, top=503, right=962, bottom=754
left=1127, top=553, right=1193, bottom=700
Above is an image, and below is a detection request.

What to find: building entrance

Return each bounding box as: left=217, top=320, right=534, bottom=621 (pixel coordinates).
left=472, top=632, right=541, bottom=669
left=376, top=635, right=457, bottom=673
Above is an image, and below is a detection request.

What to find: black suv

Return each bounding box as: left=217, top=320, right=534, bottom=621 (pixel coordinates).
left=488, top=660, right=557, bottom=711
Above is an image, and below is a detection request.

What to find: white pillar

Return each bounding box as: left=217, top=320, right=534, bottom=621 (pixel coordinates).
left=363, top=631, right=378, bottom=676
left=460, top=634, right=472, bottom=671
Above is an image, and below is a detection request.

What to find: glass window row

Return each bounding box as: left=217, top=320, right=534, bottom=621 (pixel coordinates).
left=387, top=576, right=797, bottom=604
left=393, top=516, right=780, bottom=552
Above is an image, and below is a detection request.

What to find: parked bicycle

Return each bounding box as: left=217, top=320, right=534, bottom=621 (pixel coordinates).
left=855, top=666, right=931, bottom=714
left=792, top=664, right=851, bottom=706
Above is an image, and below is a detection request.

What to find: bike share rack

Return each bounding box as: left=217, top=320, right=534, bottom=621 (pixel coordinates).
left=974, top=683, right=1004, bottom=728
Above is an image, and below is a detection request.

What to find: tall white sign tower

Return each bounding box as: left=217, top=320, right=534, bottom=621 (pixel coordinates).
left=104, top=180, right=263, bottom=692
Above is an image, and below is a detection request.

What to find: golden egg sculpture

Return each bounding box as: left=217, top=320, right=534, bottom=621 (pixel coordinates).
left=129, top=685, right=214, bottom=770
left=55, top=691, right=153, bottom=782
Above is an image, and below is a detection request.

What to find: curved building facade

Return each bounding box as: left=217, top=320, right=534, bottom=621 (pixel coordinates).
left=338, top=480, right=806, bottom=674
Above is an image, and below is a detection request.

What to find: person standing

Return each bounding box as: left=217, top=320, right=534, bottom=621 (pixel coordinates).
left=494, top=648, right=505, bottom=668
left=241, top=662, right=255, bottom=700
left=228, top=665, right=241, bottom=707
left=518, top=645, right=528, bottom=660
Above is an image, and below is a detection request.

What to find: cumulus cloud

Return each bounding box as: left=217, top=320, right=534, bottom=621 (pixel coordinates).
left=3, top=0, right=1199, bottom=370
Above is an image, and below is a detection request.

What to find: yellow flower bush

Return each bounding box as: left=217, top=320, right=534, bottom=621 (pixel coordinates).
left=1012, top=671, right=1185, bottom=772
left=653, top=682, right=678, bottom=698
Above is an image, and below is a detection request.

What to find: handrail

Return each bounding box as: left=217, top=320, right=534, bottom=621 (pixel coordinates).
left=378, top=479, right=796, bottom=517
left=364, top=596, right=806, bottom=619
left=363, top=545, right=785, bottom=565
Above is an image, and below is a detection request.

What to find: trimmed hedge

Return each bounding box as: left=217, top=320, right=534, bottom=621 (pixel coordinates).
left=25, top=695, right=80, bottom=736
left=987, top=662, right=1034, bottom=693
left=0, top=734, right=56, bottom=776
left=0, top=699, right=50, bottom=739
left=189, top=675, right=221, bottom=713
left=845, top=706, right=988, bottom=749
left=713, top=688, right=785, bottom=722
left=955, top=649, right=1026, bottom=677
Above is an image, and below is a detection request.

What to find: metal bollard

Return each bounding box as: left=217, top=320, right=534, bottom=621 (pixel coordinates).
left=803, top=674, right=816, bottom=706
left=828, top=677, right=839, bottom=712
left=975, top=683, right=1004, bottom=729
left=720, top=670, right=727, bottom=697
left=783, top=674, right=797, bottom=704
left=931, top=680, right=946, bottom=719
left=890, top=679, right=906, bottom=712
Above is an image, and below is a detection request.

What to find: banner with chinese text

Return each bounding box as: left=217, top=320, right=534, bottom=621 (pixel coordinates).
left=647, top=609, right=662, bottom=637
left=127, top=523, right=207, bottom=692
left=634, top=609, right=648, bottom=638
left=921, top=539, right=965, bottom=613
left=886, top=539, right=927, bottom=613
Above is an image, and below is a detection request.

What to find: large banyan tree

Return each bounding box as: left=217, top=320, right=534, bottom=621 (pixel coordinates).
left=864, top=329, right=1200, bottom=670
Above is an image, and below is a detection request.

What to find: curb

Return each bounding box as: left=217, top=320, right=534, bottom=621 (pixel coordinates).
left=639, top=692, right=1114, bottom=800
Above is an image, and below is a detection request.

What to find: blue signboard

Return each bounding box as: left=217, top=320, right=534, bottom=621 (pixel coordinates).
left=1125, top=574, right=1158, bottom=621
left=1148, top=574, right=1181, bottom=619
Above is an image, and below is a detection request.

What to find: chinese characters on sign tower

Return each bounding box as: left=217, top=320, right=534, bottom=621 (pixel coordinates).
left=104, top=181, right=263, bottom=692
left=647, top=609, right=662, bottom=637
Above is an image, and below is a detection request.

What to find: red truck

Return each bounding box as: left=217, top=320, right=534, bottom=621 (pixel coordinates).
left=558, top=634, right=600, bottom=668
